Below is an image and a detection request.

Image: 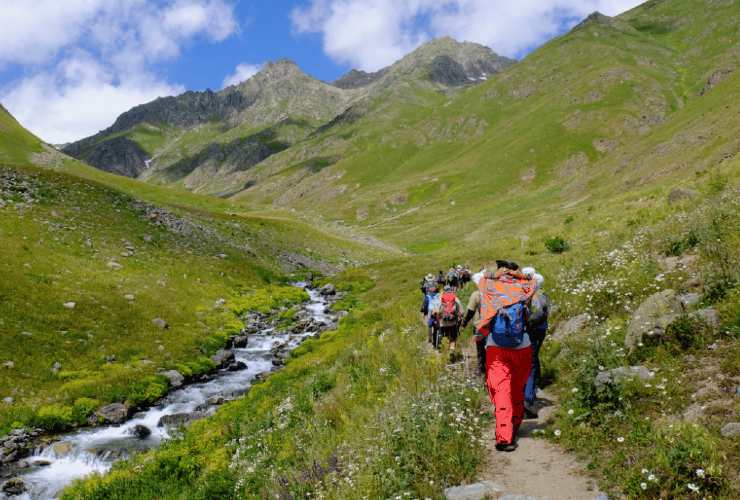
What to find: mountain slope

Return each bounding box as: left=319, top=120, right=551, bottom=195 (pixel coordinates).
left=62, top=40, right=513, bottom=195
left=226, top=0, right=739, bottom=251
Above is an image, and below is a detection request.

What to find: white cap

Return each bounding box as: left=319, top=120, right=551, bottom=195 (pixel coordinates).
left=522, top=266, right=536, bottom=278
left=534, top=273, right=544, bottom=290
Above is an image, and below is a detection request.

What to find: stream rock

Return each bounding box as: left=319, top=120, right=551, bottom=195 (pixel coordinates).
left=159, top=370, right=185, bottom=388
left=211, top=349, right=235, bottom=368
left=0, top=429, right=37, bottom=464
left=227, top=360, right=247, bottom=372
left=2, top=477, right=26, bottom=496
left=95, top=403, right=130, bottom=424
left=129, top=425, right=151, bottom=439
left=320, top=283, right=336, bottom=296
left=157, top=412, right=205, bottom=428
left=228, top=334, right=248, bottom=348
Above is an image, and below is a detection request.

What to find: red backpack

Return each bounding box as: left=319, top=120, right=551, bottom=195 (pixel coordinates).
left=440, top=292, right=459, bottom=322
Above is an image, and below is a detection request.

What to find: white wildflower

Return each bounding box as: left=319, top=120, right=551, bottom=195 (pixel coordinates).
left=648, top=474, right=656, bottom=481
left=695, top=468, right=705, bottom=478
left=554, top=429, right=561, bottom=437
left=616, top=436, right=625, bottom=443
left=568, top=409, right=574, bottom=415
left=687, top=483, right=700, bottom=493
left=640, top=482, right=647, bottom=490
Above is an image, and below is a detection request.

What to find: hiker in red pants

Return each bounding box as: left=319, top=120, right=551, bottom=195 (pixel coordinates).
left=474, top=260, right=535, bottom=451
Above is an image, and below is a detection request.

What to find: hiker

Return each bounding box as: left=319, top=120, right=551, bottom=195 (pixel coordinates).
left=420, top=273, right=435, bottom=296
left=462, top=268, right=487, bottom=375
left=434, top=285, right=463, bottom=358
left=464, top=260, right=535, bottom=452
left=458, top=265, right=471, bottom=288
left=523, top=271, right=549, bottom=418
left=420, top=285, right=441, bottom=344
left=446, top=267, right=460, bottom=290
left=436, top=270, right=445, bottom=287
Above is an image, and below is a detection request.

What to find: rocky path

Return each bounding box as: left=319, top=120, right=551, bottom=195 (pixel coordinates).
left=444, top=345, right=603, bottom=500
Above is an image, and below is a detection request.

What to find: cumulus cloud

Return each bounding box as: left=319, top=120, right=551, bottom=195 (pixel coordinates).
left=222, top=63, right=262, bottom=88
left=291, top=0, right=644, bottom=71
left=2, top=53, right=183, bottom=144
left=0, top=0, right=237, bottom=143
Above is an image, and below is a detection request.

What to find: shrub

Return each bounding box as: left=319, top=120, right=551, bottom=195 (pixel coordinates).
left=71, top=398, right=100, bottom=424
left=545, top=236, right=570, bottom=254
left=663, top=315, right=712, bottom=352
left=35, top=404, right=74, bottom=432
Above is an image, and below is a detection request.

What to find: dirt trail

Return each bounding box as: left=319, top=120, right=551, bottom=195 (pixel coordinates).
left=453, top=345, right=602, bottom=500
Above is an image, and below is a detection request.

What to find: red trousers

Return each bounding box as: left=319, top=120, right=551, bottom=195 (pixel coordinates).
left=486, top=345, right=532, bottom=445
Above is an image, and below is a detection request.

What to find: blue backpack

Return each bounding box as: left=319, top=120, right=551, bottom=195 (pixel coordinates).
left=490, top=302, right=527, bottom=347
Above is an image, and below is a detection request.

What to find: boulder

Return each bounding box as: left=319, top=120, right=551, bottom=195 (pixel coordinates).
left=444, top=481, right=504, bottom=500
left=157, top=411, right=204, bottom=428
left=320, top=283, right=336, bottom=296
left=207, top=395, right=226, bottom=406
left=227, top=360, right=248, bottom=372
left=552, top=313, right=590, bottom=341
left=129, top=424, right=151, bottom=439
left=124, top=294, right=135, bottom=301
left=51, top=361, right=62, bottom=374
left=2, top=361, right=13, bottom=369
left=211, top=349, right=235, bottom=368
left=2, top=477, right=26, bottom=496
left=678, top=293, right=702, bottom=308
left=63, top=301, right=76, bottom=309
left=667, top=188, right=698, bottom=205
left=159, top=370, right=184, bottom=388
left=95, top=403, right=130, bottom=424
left=3, top=397, right=13, bottom=405
left=625, top=289, right=684, bottom=350
left=151, top=318, right=169, bottom=330
left=692, top=308, right=720, bottom=330
left=107, top=260, right=123, bottom=270
left=720, top=422, right=740, bottom=438
left=34, top=459, right=52, bottom=467
left=228, top=335, right=248, bottom=348
left=595, top=365, right=653, bottom=388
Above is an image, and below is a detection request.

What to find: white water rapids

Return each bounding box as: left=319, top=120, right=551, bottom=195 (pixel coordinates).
left=5, top=286, right=331, bottom=499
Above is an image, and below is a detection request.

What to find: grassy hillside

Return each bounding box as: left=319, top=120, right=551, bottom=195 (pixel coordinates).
left=0, top=0, right=738, bottom=498
left=229, top=0, right=739, bottom=251
left=0, top=105, right=389, bottom=436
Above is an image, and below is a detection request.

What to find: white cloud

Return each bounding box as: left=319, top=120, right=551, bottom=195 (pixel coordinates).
left=0, top=0, right=238, bottom=143
left=2, top=53, right=183, bottom=144
left=222, top=63, right=262, bottom=88
left=291, top=0, right=644, bottom=71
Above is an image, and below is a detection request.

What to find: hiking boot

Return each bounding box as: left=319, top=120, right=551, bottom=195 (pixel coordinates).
left=495, top=442, right=517, bottom=452
left=524, top=403, right=538, bottom=419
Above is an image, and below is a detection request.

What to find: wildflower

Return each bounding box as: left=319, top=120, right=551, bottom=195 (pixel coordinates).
left=641, top=468, right=649, bottom=474
left=695, top=468, right=705, bottom=478
left=554, top=429, right=561, bottom=437
left=567, top=409, right=574, bottom=415
left=640, top=482, right=647, bottom=490
left=648, top=474, right=656, bottom=481
left=616, top=436, right=625, bottom=443
left=571, top=387, right=579, bottom=393
left=687, top=483, right=700, bottom=493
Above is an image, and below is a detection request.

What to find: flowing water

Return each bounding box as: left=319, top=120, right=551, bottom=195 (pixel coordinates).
left=6, top=286, right=331, bottom=499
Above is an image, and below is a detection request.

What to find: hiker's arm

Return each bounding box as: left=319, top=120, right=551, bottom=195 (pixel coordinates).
left=461, top=308, right=475, bottom=328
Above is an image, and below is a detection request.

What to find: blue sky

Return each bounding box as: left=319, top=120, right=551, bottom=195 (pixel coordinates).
left=0, top=0, right=643, bottom=143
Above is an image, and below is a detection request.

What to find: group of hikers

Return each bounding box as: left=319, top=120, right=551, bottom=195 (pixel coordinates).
left=419, top=260, right=549, bottom=452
